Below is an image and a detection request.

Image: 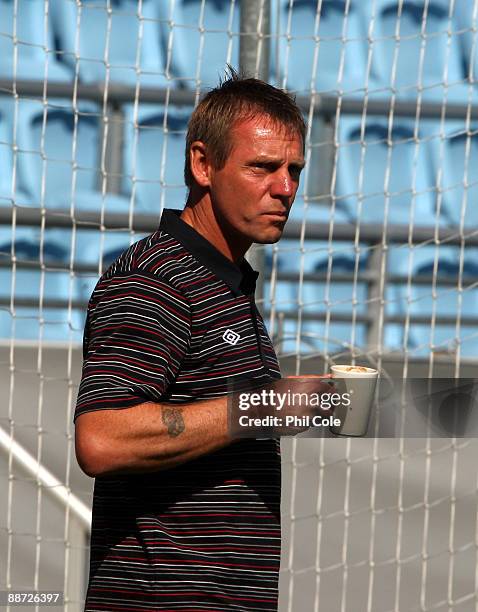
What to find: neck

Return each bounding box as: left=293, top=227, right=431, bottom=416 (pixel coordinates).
left=181, top=194, right=251, bottom=263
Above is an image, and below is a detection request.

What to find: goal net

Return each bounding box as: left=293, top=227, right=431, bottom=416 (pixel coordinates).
left=0, top=0, right=477, bottom=610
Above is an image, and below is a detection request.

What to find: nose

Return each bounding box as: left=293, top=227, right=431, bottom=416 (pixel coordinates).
left=270, top=170, right=294, bottom=200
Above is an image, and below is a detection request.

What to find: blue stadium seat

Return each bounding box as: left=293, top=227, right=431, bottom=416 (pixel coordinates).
left=276, top=317, right=367, bottom=356
left=263, top=249, right=290, bottom=314
left=335, top=117, right=437, bottom=225
left=371, top=1, right=466, bottom=100
left=122, top=105, right=190, bottom=212
left=8, top=98, right=131, bottom=212
left=0, top=0, right=72, bottom=81
left=280, top=238, right=367, bottom=353
left=0, top=104, right=32, bottom=207
left=51, top=0, right=174, bottom=87
left=25, top=101, right=100, bottom=207
left=0, top=227, right=137, bottom=342
left=275, top=0, right=370, bottom=94
left=283, top=189, right=356, bottom=308
left=168, top=0, right=240, bottom=88
left=0, top=230, right=82, bottom=342
left=290, top=145, right=357, bottom=225
left=386, top=246, right=478, bottom=356
left=305, top=246, right=368, bottom=316
left=453, top=0, right=478, bottom=90
left=73, top=230, right=135, bottom=312
left=0, top=106, right=14, bottom=204
left=427, top=123, right=478, bottom=228
left=274, top=190, right=367, bottom=354
left=385, top=245, right=434, bottom=351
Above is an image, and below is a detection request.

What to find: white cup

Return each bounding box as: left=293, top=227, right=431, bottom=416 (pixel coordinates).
left=329, top=365, right=379, bottom=436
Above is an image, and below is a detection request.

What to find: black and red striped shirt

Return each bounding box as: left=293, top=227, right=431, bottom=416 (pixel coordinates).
left=75, top=208, right=282, bottom=611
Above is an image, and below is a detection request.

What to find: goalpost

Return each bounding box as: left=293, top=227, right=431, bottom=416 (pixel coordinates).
left=1, top=0, right=478, bottom=610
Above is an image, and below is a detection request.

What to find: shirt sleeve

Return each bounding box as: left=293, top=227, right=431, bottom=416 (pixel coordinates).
left=74, top=270, right=191, bottom=421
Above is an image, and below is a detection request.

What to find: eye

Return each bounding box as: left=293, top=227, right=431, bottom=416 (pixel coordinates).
left=289, top=165, right=303, bottom=181
left=253, top=162, right=274, bottom=171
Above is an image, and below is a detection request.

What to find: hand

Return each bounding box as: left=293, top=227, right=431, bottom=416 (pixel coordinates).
left=230, top=376, right=337, bottom=438
left=270, top=376, right=336, bottom=435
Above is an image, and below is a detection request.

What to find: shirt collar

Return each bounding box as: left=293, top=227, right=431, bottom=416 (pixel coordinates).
left=159, top=208, right=259, bottom=296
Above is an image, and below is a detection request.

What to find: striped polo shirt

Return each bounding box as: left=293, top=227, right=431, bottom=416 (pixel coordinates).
left=75, top=208, right=282, bottom=611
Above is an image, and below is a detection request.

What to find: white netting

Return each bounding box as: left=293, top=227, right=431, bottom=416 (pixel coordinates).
left=1, top=1, right=477, bottom=610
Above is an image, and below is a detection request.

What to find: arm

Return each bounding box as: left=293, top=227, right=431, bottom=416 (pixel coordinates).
left=75, top=376, right=336, bottom=478
left=75, top=396, right=232, bottom=478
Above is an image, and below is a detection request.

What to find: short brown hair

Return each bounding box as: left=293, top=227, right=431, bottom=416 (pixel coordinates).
left=184, top=67, right=306, bottom=188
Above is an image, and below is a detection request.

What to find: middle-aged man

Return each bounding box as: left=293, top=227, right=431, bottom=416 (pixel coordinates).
left=74, top=71, right=333, bottom=611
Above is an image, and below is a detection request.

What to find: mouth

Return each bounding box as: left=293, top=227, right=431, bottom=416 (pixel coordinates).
left=263, top=211, right=288, bottom=221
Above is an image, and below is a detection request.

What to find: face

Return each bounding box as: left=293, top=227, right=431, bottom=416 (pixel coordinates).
left=206, top=115, right=305, bottom=245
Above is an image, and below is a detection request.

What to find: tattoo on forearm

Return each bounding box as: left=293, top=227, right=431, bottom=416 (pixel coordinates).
left=161, top=406, right=185, bottom=437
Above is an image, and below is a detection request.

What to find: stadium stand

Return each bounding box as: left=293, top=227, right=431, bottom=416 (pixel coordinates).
left=0, top=105, right=33, bottom=208
left=454, top=0, right=478, bottom=84
left=168, top=0, right=241, bottom=88
left=335, top=117, right=438, bottom=225
left=275, top=0, right=371, bottom=94
left=0, top=0, right=72, bottom=81
left=72, top=228, right=137, bottom=311
left=0, top=0, right=477, bottom=353
left=427, top=122, right=478, bottom=228
left=386, top=245, right=478, bottom=356
left=0, top=229, right=76, bottom=341
left=1, top=97, right=133, bottom=217
left=0, top=95, right=134, bottom=341
left=15, top=100, right=100, bottom=208
left=50, top=0, right=175, bottom=87
left=269, top=230, right=368, bottom=354
left=370, top=0, right=467, bottom=100
left=122, top=104, right=190, bottom=212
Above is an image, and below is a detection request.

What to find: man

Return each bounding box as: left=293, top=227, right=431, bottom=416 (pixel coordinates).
left=75, top=71, right=332, bottom=611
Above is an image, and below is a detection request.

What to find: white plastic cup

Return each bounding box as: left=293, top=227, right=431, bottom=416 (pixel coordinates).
left=329, top=365, right=379, bottom=436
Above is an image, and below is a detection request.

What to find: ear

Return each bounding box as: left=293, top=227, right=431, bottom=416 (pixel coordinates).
left=189, top=141, right=213, bottom=188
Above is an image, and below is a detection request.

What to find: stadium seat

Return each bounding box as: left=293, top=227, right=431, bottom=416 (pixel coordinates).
left=264, top=224, right=369, bottom=354
left=305, top=245, right=368, bottom=316
left=275, top=185, right=368, bottom=354
left=335, top=117, right=437, bottom=226
left=168, top=0, right=240, bottom=88
left=72, top=230, right=136, bottom=312
left=274, top=0, right=371, bottom=95
left=386, top=245, right=478, bottom=356
left=8, top=98, right=132, bottom=213
left=263, top=249, right=291, bottom=314
left=276, top=316, right=367, bottom=356
left=0, top=105, right=33, bottom=207
left=452, top=0, right=478, bottom=91
left=122, top=105, right=190, bottom=212
left=371, top=1, right=466, bottom=101
left=427, top=123, right=478, bottom=228
left=0, top=0, right=72, bottom=82
left=289, top=239, right=368, bottom=353
left=26, top=101, right=100, bottom=207
left=0, top=227, right=136, bottom=342
left=0, top=106, right=14, bottom=204
left=51, top=0, right=175, bottom=87
left=0, top=229, right=82, bottom=342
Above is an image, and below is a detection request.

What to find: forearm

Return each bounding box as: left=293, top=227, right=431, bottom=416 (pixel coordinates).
left=75, top=396, right=232, bottom=477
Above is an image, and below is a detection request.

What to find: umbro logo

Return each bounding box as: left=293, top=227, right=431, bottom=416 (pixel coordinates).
left=223, top=329, right=240, bottom=346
